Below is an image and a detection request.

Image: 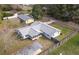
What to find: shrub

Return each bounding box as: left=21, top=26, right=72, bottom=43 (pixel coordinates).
left=32, top=5, right=43, bottom=19
left=3, top=12, right=13, bottom=17
left=1, top=5, right=12, bottom=11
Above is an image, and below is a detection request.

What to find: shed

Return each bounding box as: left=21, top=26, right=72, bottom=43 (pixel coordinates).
left=18, top=14, right=34, bottom=24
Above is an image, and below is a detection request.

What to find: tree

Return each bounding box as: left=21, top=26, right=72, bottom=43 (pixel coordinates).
left=0, top=10, right=3, bottom=24
left=31, top=5, right=43, bottom=19
left=45, top=4, right=79, bottom=23
left=0, top=4, right=12, bottom=11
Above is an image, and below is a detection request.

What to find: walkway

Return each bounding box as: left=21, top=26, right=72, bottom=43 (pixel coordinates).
left=44, top=20, right=56, bottom=24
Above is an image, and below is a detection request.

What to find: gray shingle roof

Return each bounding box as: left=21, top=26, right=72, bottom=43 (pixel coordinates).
left=28, top=28, right=41, bottom=38
left=16, top=21, right=61, bottom=39
left=18, top=14, right=33, bottom=21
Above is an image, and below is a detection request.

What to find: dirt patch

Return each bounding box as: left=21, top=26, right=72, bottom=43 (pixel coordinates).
left=0, top=29, right=32, bottom=55
left=40, top=17, right=51, bottom=22
left=37, top=36, right=54, bottom=50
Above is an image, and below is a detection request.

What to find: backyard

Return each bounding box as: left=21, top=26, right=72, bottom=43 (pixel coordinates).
left=50, top=23, right=72, bottom=40
left=49, top=33, right=79, bottom=55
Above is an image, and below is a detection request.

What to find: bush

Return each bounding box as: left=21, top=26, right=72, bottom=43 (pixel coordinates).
left=0, top=10, right=3, bottom=24
left=32, top=5, right=43, bottom=19
left=15, top=7, right=22, bottom=11
left=1, top=5, right=12, bottom=11
left=0, top=19, right=2, bottom=24
left=3, top=12, right=13, bottom=17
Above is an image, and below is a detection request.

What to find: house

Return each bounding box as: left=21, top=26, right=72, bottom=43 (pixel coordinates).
left=18, top=14, right=34, bottom=24
left=16, top=21, right=61, bottom=40
left=16, top=41, right=43, bottom=55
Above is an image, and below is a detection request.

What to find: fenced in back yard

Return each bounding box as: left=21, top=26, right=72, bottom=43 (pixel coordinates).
left=49, top=21, right=79, bottom=55
left=49, top=32, right=79, bottom=55
left=38, top=29, right=78, bottom=55
left=38, top=21, right=79, bottom=55
left=50, top=22, right=73, bottom=40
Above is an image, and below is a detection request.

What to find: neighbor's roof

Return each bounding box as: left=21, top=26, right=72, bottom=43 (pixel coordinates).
left=16, top=41, right=43, bottom=55
left=18, top=14, right=34, bottom=21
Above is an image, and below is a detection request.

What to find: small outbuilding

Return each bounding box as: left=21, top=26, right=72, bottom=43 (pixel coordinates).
left=18, top=14, right=34, bottom=24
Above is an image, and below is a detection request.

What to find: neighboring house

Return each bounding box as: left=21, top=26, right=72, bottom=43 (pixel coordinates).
left=16, top=41, right=43, bottom=55
left=18, top=14, right=34, bottom=24
left=16, top=21, right=61, bottom=40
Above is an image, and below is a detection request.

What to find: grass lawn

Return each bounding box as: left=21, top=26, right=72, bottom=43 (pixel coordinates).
left=49, top=33, right=79, bottom=55
left=50, top=23, right=72, bottom=40
left=0, top=29, right=32, bottom=55
left=0, top=19, right=20, bottom=31
left=0, top=18, right=26, bottom=30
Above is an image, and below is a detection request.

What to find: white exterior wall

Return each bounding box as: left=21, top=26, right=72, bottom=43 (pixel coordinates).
left=22, top=35, right=27, bottom=39
left=25, top=18, right=34, bottom=24
left=52, top=31, right=61, bottom=38
left=43, top=32, right=51, bottom=39
left=32, top=35, right=42, bottom=40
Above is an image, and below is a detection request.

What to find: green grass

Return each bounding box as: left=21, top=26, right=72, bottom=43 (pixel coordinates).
left=49, top=33, right=79, bottom=55
left=51, top=23, right=72, bottom=40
